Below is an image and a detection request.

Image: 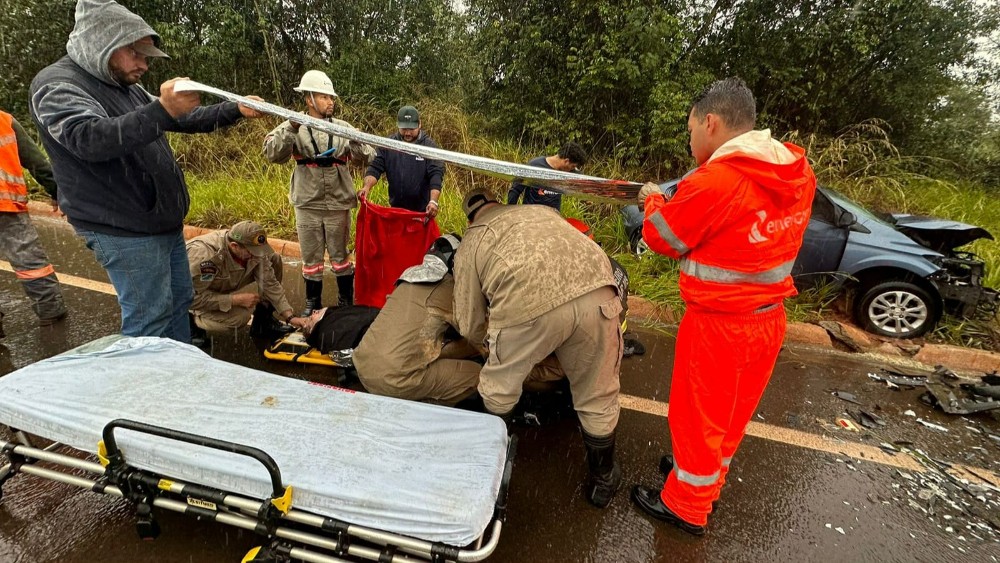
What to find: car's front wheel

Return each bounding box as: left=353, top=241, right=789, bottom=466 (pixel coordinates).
left=854, top=280, right=940, bottom=338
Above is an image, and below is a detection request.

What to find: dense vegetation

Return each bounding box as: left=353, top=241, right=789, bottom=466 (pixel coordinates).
left=3, top=0, right=999, bottom=347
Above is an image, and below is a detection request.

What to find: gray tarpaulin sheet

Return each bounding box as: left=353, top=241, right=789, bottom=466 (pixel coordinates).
left=0, top=337, right=508, bottom=546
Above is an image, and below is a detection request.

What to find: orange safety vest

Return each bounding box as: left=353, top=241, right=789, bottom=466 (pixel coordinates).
left=642, top=142, right=816, bottom=314
left=0, top=111, right=29, bottom=213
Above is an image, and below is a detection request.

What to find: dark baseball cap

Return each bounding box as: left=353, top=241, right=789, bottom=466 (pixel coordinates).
left=397, top=105, right=420, bottom=129
left=228, top=221, right=270, bottom=256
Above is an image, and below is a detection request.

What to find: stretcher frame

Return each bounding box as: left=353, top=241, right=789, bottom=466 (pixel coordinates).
left=0, top=419, right=517, bottom=563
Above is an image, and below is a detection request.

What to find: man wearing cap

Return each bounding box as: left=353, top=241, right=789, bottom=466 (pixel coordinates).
left=28, top=0, right=266, bottom=343
left=361, top=106, right=445, bottom=216
left=453, top=191, right=624, bottom=509
left=507, top=142, right=588, bottom=213
left=264, top=70, right=375, bottom=314
left=186, top=221, right=305, bottom=341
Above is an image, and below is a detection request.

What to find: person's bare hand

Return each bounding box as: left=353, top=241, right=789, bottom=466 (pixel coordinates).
left=232, top=293, right=260, bottom=309
left=426, top=200, right=439, bottom=218
left=238, top=95, right=266, bottom=119
left=288, top=316, right=307, bottom=329
left=159, top=77, right=200, bottom=118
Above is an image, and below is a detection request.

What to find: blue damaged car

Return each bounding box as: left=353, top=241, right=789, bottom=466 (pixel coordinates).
left=622, top=181, right=998, bottom=338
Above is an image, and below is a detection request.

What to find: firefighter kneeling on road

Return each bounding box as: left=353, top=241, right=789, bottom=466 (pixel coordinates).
left=630, top=78, right=816, bottom=535
left=187, top=221, right=305, bottom=345
left=453, top=192, right=624, bottom=508
left=352, top=235, right=485, bottom=406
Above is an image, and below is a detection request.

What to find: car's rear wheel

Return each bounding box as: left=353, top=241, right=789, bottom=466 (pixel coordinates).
left=854, top=280, right=940, bottom=338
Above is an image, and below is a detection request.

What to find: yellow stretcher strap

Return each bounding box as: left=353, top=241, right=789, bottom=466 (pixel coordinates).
left=97, top=440, right=109, bottom=467
left=242, top=547, right=262, bottom=563
left=271, top=485, right=293, bottom=515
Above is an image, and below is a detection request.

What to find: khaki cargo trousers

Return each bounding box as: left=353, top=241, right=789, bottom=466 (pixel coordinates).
left=359, top=344, right=566, bottom=407
left=480, top=285, right=623, bottom=436
left=193, top=253, right=285, bottom=332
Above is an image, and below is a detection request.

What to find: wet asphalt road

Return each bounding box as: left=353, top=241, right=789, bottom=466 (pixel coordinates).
left=0, top=216, right=998, bottom=563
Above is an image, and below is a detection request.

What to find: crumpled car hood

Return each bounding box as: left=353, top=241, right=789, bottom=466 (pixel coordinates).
left=891, top=214, right=994, bottom=253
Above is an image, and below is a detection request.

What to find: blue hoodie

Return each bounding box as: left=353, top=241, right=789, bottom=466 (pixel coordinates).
left=28, top=0, right=243, bottom=236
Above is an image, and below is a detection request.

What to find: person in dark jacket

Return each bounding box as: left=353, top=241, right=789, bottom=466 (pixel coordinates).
left=28, top=0, right=265, bottom=343
left=507, top=142, right=588, bottom=214
left=360, top=106, right=445, bottom=217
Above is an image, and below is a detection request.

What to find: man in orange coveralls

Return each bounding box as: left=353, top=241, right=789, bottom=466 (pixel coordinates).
left=630, top=78, right=816, bottom=535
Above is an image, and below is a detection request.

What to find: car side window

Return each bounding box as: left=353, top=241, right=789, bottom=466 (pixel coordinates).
left=810, top=189, right=839, bottom=225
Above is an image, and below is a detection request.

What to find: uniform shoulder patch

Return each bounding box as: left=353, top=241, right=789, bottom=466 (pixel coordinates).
left=199, top=261, right=218, bottom=281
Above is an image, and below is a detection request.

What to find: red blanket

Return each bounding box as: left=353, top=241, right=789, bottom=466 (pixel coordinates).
left=354, top=199, right=440, bottom=308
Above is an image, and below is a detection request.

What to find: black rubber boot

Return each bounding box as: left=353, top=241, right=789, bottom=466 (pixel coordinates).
left=336, top=274, right=354, bottom=307
left=302, top=279, right=323, bottom=316
left=249, top=304, right=293, bottom=339
left=583, top=431, right=621, bottom=508
left=0, top=311, right=5, bottom=339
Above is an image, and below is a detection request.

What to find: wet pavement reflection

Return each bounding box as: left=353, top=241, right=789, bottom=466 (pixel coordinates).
left=0, top=217, right=997, bottom=562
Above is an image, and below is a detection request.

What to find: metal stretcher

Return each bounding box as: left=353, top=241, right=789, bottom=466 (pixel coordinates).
left=0, top=336, right=515, bottom=563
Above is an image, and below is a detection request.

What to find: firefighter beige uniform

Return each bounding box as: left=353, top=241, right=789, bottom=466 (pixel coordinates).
left=453, top=204, right=623, bottom=436
left=263, top=117, right=375, bottom=280
left=354, top=275, right=482, bottom=406
left=187, top=230, right=292, bottom=332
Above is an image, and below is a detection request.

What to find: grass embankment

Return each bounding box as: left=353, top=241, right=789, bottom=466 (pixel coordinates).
left=171, top=107, right=999, bottom=349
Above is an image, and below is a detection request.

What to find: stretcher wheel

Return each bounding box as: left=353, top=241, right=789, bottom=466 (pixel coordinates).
left=136, top=504, right=160, bottom=541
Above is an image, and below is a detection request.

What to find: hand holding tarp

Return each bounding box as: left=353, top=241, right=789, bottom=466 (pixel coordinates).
left=159, top=77, right=200, bottom=118
left=238, top=96, right=266, bottom=119
left=638, top=182, right=661, bottom=203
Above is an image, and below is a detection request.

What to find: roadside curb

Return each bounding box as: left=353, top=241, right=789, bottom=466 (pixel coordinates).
left=628, top=294, right=999, bottom=376
left=28, top=202, right=999, bottom=376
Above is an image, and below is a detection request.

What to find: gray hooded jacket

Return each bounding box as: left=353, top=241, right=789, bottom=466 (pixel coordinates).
left=28, top=0, right=243, bottom=236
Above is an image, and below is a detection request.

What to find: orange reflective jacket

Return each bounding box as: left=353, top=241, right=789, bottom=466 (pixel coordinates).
left=642, top=136, right=816, bottom=313
left=0, top=111, right=29, bottom=213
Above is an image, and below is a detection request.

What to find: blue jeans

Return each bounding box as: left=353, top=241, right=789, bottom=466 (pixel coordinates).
left=77, top=229, right=192, bottom=343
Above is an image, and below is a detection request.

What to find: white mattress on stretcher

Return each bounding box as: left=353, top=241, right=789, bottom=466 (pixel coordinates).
left=0, top=337, right=508, bottom=546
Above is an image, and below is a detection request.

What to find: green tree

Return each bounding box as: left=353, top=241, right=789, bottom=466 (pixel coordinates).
left=693, top=0, right=999, bottom=151
left=468, top=0, right=701, bottom=169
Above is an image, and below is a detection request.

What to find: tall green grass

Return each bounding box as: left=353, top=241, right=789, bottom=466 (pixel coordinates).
left=167, top=107, right=998, bottom=348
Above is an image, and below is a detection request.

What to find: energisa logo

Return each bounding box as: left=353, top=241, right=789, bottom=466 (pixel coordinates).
left=749, top=209, right=808, bottom=244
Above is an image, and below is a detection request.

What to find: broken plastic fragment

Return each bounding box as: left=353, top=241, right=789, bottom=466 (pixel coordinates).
left=915, top=418, right=949, bottom=432
left=904, top=410, right=916, bottom=417
left=832, top=390, right=862, bottom=405
left=837, top=418, right=860, bottom=432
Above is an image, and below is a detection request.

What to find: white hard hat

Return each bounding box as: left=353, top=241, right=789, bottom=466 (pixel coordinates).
left=293, top=70, right=338, bottom=97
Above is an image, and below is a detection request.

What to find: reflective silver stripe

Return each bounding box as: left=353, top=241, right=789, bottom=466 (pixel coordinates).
left=0, top=191, right=28, bottom=203
left=722, top=456, right=732, bottom=467
left=0, top=169, right=26, bottom=187
left=650, top=213, right=689, bottom=256
left=673, top=463, right=720, bottom=487
left=0, top=133, right=16, bottom=146
left=680, top=258, right=794, bottom=285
